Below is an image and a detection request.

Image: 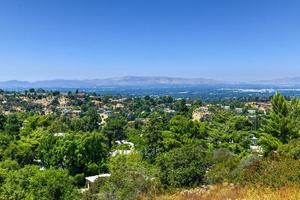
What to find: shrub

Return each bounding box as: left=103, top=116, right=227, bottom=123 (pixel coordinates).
left=205, top=149, right=240, bottom=184
left=235, top=154, right=300, bottom=188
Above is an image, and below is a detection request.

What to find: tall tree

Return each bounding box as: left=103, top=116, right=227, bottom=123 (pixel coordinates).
left=142, top=113, right=167, bottom=163
left=261, top=93, right=300, bottom=144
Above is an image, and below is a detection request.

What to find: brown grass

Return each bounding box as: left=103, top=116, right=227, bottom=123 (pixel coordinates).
left=153, top=184, right=300, bottom=200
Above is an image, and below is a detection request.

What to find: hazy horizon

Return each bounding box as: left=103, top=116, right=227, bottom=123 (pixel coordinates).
left=1, top=0, right=300, bottom=81
left=0, top=75, right=299, bottom=83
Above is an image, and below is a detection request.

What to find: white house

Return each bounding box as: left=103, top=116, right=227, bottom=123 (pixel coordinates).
left=85, top=174, right=111, bottom=189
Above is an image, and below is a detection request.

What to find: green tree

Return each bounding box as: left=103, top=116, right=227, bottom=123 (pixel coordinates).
left=38, top=132, right=108, bottom=175
left=142, top=113, right=167, bottom=163
left=98, top=153, right=160, bottom=200
left=157, top=144, right=210, bottom=187
left=5, top=114, right=22, bottom=137
left=82, top=108, right=101, bottom=132
left=0, top=165, right=78, bottom=200
left=0, top=114, right=6, bottom=131
left=102, top=114, right=127, bottom=148
left=28, top=168, right=79, bottom=200
left=278, top=139, right=300, bottom=159
left=261, top=93, right=300, bottom=144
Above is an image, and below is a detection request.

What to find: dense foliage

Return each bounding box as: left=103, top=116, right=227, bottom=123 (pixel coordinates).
left=0, top=90, right=299, bottom=199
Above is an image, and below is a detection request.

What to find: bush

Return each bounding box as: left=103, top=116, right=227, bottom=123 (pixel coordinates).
left=235, top=154, right=300, bottom=188
left=205, top=149, right=240, bottom=184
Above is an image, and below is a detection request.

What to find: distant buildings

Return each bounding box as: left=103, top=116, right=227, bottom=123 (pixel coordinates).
left=112, top=103, right=124, bottom=109
left=246, top=102, right=272, bottom=114
left=192, top=106, right=210, bottom=121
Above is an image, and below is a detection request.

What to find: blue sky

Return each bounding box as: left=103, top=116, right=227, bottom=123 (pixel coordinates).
left=0, top=0, right=300, bottom=81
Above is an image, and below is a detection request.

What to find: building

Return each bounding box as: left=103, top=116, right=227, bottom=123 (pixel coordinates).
left=111, top=140, right=135, bottom=157
left=246, top=102, right=272, bottom=114
left=85, top=174, right=111, bottom=189
left=54, top=132, right=66, bottom=137
left=192, top=106, right=210, bottom=122
left=164, top=108, right=176, bottom=113
left=250, top=136, right=263, bottom=153
left=235, top=108, right=243, bottom=113
left=248, top=109, right=256, bottom=115
left=224, top=106, right=230, bottom=110
left=111, top=150, right=133, bottom=157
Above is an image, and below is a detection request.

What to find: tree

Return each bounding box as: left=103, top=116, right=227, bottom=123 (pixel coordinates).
left=174, top=99, right=188, bottom=113
left=102, top=114, right=127, bottom=148
left=3, top=139, right=37, bottom=166
left=0, top=165, right=79, bottom=200
left=5, top=114, right=22, bottom=136
left=258, top=133, right=282, bottom=155
left=38, top=132, right=108, bottom=175
left=28, top=88, right=35, bottom=93
left=98, top=154, right=160, bottom=200
left=278, top=139, right=300, bottom=159
left=142, top=113, right=167, bottom=163
left=169, top=115, right=208, bottom=142
left=207, top=110, right=253, bottom=155
left=157, top=144, right=210, bottom=187
left=0, top=114, right=6, bottom=131
left=82, top=108, right=101, bottom=132
left=261, top=93, right=300, bottom=144
left=28, top=168, right=79, bottom=200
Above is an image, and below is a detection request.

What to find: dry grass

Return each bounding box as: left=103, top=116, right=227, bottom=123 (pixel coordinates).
left=154, top=184, right=300, bottom=200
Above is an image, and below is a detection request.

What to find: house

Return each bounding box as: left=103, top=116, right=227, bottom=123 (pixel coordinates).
left=100, top=113, right=109, bottom=125
left=192, top=106, right=210, bottom=121
left=85, top=174, right=111, bottom=189
left=164, top=108, right=176, bottom=113
left=235, top=108, right=243, bottom=113
left=111, top=150, right=133, bottom=157
left=224, top=106, right=230, bottom=110
left=248, top=109, right=256, bottom=115
left=246, top=102, right=272, bottom=114
left=250, top=136, right=263, bottom=153
left=113, top=103, right=124, bottom=109
left=71, top=110, right=81, bottom=117
left=111, top=140, right=135, bottom=157
left=54, top=132, right=66, bottom=137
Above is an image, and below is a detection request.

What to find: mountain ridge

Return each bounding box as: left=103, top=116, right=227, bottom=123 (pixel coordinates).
left=0, top=76, right=224, bottom=89
left=0, top=76, right=300, bottom=89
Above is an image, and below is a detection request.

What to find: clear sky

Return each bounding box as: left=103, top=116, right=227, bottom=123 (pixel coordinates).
left=0, top=0, right=300, bottom=81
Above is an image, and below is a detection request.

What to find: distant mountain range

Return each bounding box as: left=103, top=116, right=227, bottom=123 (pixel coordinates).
left=0, top=76, right=223, bottom=89
left=0, top=76, right=300, bottom=89
left=255, top=77, right=300, bottom=86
